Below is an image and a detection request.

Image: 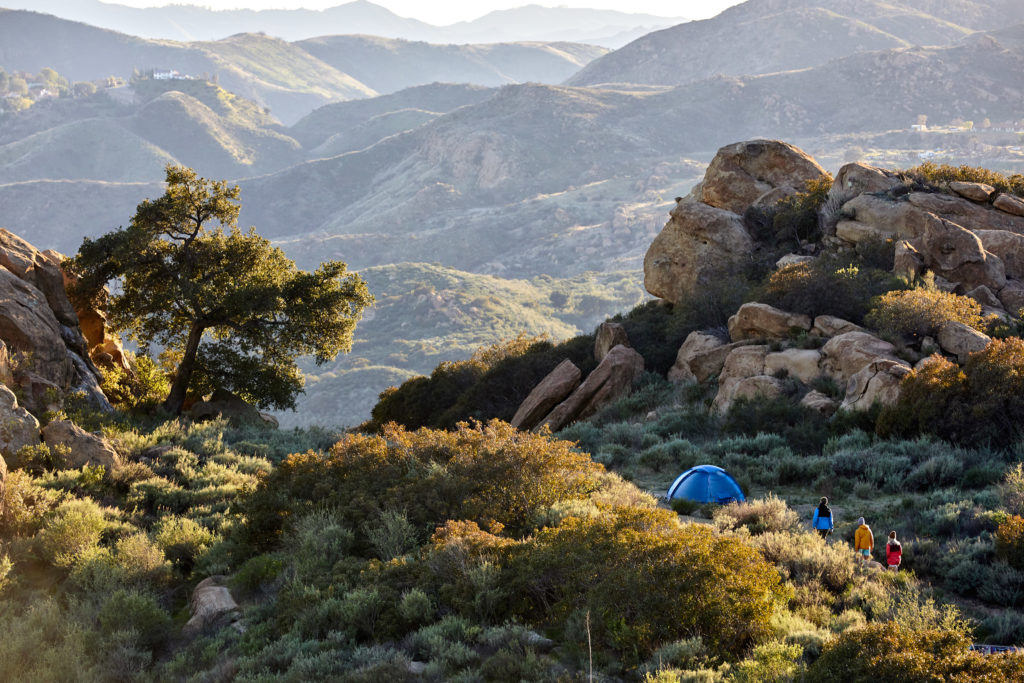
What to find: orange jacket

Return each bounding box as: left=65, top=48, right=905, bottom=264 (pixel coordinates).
left=854, top=524, right=874, bottom=551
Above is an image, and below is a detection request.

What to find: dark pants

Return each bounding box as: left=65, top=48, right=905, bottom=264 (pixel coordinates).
left=817, top=529, right=830, bottom=539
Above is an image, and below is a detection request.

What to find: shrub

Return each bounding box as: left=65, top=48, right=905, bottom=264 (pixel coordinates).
left=878, top=338, right=1024, bottom=447
left=97, top=589, right=172, bottom=653
left=1000, top=463, right=1024, bottom=515
left=996, top=515, right=1024, bottom=570
left=900, top=162, right=1024, bottom=197
left=807, top=622, right=1024, bottom=682
left=766, top=176, right=833, bottom=249
left=866, top=287, right=985, bottom=343
left=283, top=510, right=354, bottom=584
left=756, top=258, right=901, bottom=325
left=751, top=530, right=855, bottom=594
left=363, top=508, right=418, bottom=560
left=502, top=506, right=784, bottom=662
left=399, top=588, right=434, bottom=626
left=153, top=515, right=215, bottom=573
left=713, top=495, right=799, bottom=535
left=723, top=396, right=829, bottom=455
left=239, top=420, right=603, bottom=554
left=36, top=497, right=109, bottom=568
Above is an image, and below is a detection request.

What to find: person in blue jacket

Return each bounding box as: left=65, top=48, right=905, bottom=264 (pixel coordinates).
left=812, top=496, right=834, bottom=539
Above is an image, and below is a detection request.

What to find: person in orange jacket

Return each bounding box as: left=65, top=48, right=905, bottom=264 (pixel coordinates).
left=854, top=517, right=874, bottom=563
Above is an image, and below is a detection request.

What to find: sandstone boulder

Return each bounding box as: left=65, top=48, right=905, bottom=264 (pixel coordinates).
left=0, top=229, right=78, bottom=328
left=840, top=195, right=926, bottom=240
left=700, top=140, right=828, bottom=215
left=712, top=375, right=785, bottom=415
left=975, top=230, right=1024, bottom=280
left=719, top=345, right=768, bottom=381
left=831, top=162, right=902, bottom=198
left=820, top=331, right=898, bottom=381
left=0, top=268, right=75, bottom=394
left=0, top=385, right=38, bottom=463
left=892, top=240, right=925, bottom=282
left=965, top=285, right=1002, bottom=309
left=538, top=346, right=644, bottom=432
left=937, top=321, right=991, bottom=363
left=41, top=420, right=119, bottom=469
left=811, top=315, right=864, bottom=338
left=949, top=181, right=996, bottom=202
left=836, top=220, right=893, bottom=245
left=841, top=359, right=911, bottom=412
left=994, top=194, right=1024, bottom=217
left=184, top=576, right=240, bottom=634
left=727, top=303, right=811, bottom=342
left=999, top=280, right=1024, bottom=315
left=644, top=200, right=753, bottom=304
left=917, top=213, right=1006, bottom=291
left=667, top=331, right=734, bottom=383
left=594, top=323, right=629, bottom=363
left=801, top=390, right=838, bottom=417
left=908, top=191, right=1024, bottom=234
left=511, top=359, right=582, bottom=430
left=775, top=253, right=814, bottom=268
left=765, top=348, right=822, bottom=384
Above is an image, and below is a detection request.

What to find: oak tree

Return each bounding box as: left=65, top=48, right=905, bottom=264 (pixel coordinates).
left=69, top=165, right=373, bottom=414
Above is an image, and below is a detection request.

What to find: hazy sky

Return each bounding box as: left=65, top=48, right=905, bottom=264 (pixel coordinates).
left=111, top=1, right=745, bottom=24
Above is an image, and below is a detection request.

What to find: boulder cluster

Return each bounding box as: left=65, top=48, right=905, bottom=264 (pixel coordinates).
left=516, top=139, right=1024, bottom=430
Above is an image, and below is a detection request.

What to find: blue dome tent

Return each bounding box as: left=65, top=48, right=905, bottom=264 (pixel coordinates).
left=666, top=465, right=745, bottom=504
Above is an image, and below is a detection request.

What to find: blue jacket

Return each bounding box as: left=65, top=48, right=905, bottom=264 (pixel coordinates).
left=812, top=507, right=833, bottom=531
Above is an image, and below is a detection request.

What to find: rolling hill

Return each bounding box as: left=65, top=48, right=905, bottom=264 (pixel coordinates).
left=567, top=0, right=1024, bottom=87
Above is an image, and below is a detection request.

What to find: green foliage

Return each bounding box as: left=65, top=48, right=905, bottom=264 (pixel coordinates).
left=900, top=161, right=1024, bottom=197
left=501, top=506, right=784, bottom=662
left=713, top=494, right=800, bottom=535
left=996, top=515, right=1024, bottom=570
left=36, top=497, right=109, bottom=568
left=238, top=420, right=603, bottom=553
left=866, top=287, right=985, bottom=342
left=878, top=338, right=1024, bottom=447
left=757, top=258, right=902, bottom=325
left=748, top=175, right=833, bottom=251
left=68, top=164, right=372, bottom=413
left=808, top=622, right=1024, bottom=682
left=97, top=589, right=172, bottom=653
left=723, top=396, right=829, bottom=455
left=153, top=515, right=214, bottom=572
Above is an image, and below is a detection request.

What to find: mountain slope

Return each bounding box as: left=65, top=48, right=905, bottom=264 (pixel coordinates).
left=567, top=0, right=1024, bottom=87
left=297, top=35, right=607, bottom=95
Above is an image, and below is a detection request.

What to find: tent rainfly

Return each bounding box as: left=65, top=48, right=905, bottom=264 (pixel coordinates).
left=666, top=465, right=745, bottom=504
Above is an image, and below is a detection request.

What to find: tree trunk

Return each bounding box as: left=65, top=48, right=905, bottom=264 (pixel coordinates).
left=163, top=323, right=204, bottom=414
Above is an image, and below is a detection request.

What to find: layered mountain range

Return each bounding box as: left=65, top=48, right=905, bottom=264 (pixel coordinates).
left=3, top=0, right=1024, bottom=425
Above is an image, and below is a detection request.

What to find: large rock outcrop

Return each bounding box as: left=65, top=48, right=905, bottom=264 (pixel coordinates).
left=594, top=323, right=629, bottom=363
left=0, top=229, right=112, bottom=414
left=510, top=360, right=581, bottom=431
left=0, top=385, right=40, bottom=462
left=538, top=345, right=644, bottom=432
left=184, top=576, right=241, bottom=634
left=644, top=200, right=752, bottom=304
left=727, top=303, right=812, bottom=342
left=699, top=140, right=829, bottom=215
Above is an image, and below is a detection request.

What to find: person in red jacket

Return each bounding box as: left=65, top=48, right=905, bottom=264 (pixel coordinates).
left=886, top=531, right=902, bottom=572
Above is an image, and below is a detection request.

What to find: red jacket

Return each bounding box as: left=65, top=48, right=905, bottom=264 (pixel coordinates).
left=886, top=541, right=902, bottom=566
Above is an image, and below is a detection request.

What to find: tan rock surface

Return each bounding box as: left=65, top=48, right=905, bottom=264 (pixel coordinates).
left=949, top=181, right=996, bottom=202
left=185, top=576, right=240, bottom=634
left=594, top=323, right=629, bottom=363
left=538, top=345, right=644, bottom=432
left=644, top=199, right=753, bottom=304
left=719, top=345, right=768, bottom=381
left=511, top=359, right=581, bottom=430
left=712, top=375, right=785, bottom=415
left=840, top=195, right=926, bottom=239
left=937, top=321, right=991, bottom=363
left=0, top=229, right=78, bottom=328
left=0, top=384, right=39, bottom=462
left=700, top=140, right=828, bottom=215
left=836, top=220, right=893, bottom=245
left=0, top=267, right=74, bottom=393
left=892, top=240, right=925, bottom=282
left=975, top=230, right=1024, bottom=280
left=811, top=315, right=864, bottom=338
left=831, top=162, right=902, bottom=198
left=999, top=280, right=1024, bottom=315
left=765, top=348, right=822, bottom=384
left=994, top=194, right=1024, bottom=217
left=821, top=331, right=898, bottom=381
left=727, top=303, right=811, bottom=342
left=41, top=420, right=119, bottom=469
left=965, top=285, right=1002, bottom=309
left=841, top=359, right=911, bottom=411
left=908, top=191, right=1024, bottom=234
left=801, top=390, right=838, bottom=417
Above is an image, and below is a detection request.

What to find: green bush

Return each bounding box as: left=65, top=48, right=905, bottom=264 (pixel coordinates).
left=866, top=287, right=985, bottom=342
left=878, top=338, right=1024, bottom=447
left=238, top=420, right=604, bottom=554
left=808, top=622, right=1024, bottom=681
left=713, top=495, right=799, bottom=535
left=36, top=497, right=109, bottom=568
left=97, top=589, right=172, bottom=653
left=756, top=258, right=901, bottom=325
left=153, top=515, right=215, bottom=573
left=900, top=162, right=1024, bottom=197
left=996, top=515, right=1024, bottom=570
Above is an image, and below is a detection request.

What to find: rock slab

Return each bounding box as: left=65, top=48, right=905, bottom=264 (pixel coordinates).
left=538, top=345, right=644, bottom=431
left=510, top=359, right=581, bottom=431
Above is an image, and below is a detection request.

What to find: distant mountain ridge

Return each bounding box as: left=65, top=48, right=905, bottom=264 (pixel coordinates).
left=568, top=0, right=1024, bottom=86
left=0, top=9, right=609, bottom=124
left=0, top=1, right=688, bottom=48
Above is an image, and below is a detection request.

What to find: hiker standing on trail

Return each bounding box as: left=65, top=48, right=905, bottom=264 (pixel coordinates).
left=886, top=531, right=902, bottom=572
left=854, top=517, right=874, bottom=563
left=811, top=497, right=834, bottom=539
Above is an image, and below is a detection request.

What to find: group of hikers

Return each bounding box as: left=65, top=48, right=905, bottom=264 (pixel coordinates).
left=811, top=497, right=902, bottom=571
